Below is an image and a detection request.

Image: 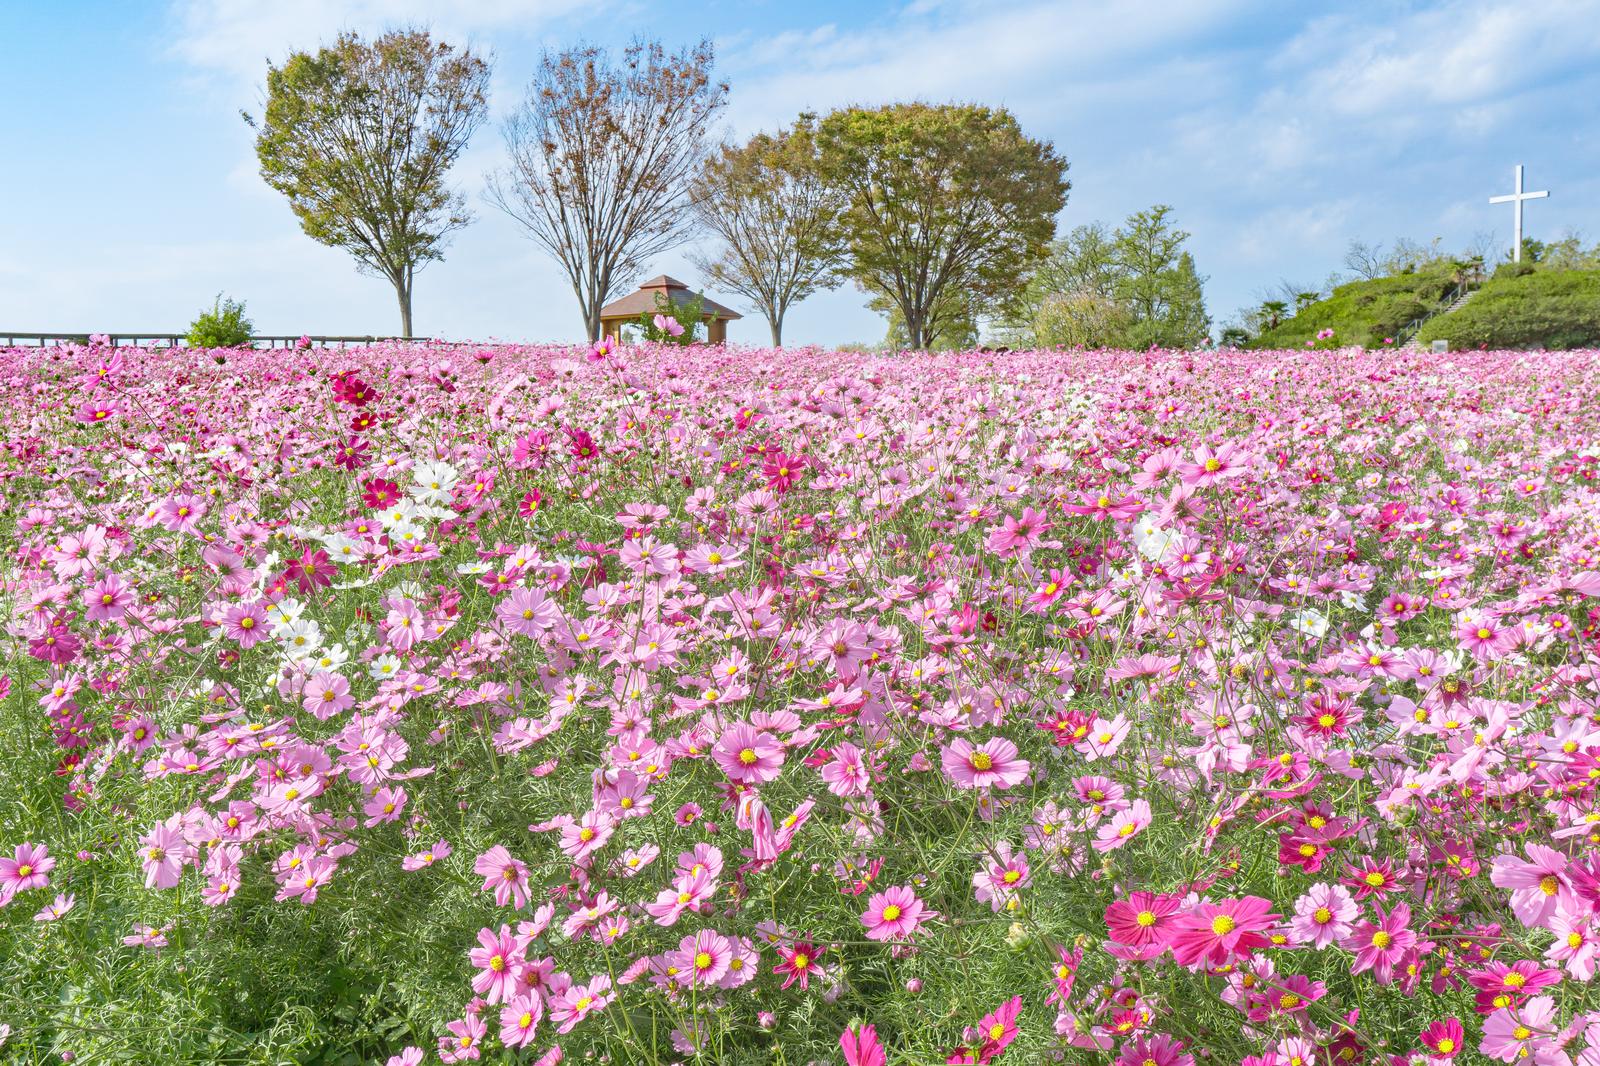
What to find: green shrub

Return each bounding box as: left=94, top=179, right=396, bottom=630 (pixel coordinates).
left=635, top=292, right=707, bottom=345
left=1249, top=269, right=1455, bottom=349
left=186, top=294, right=254, bottom=348
left=1417, top=269, right=1600, bottom=350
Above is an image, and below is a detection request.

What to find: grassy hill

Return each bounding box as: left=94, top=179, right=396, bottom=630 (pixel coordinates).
left=1249, top=270, right=1457, bottom=349
left=1418, top=267, right=1600, bottom=350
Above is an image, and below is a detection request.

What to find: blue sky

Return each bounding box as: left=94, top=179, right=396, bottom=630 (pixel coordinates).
left=3, top=0, right=1597, bottom=345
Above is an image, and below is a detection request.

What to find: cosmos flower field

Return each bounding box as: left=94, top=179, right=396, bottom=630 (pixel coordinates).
left=2, top=340, right=1600, bottom=1065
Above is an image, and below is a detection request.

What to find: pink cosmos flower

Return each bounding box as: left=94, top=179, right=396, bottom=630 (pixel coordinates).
left=549, top=976, right=612, bottom=1034
left=1480, top=995, right=1558, bottom=1063
left=973, top=842, right=1031, bottom=912
left=438, top=1013, right=486, bottom=1063
left=861, top=885, right=934, bottom=941
left=473, top=846, right=531, bottom=909
left=772, top=939, right=825, bottom=990
left=498, top=586, right=561, bottom=637
left=33, top=892, right=75, bottom=922
left=1169, top=896, right=1280, bottom=968
left=362, top=786, right=407, bottom=826
left=1093, top=798, right=1151, bottom=852
left=402, top=839, right=451, bottom=871
left=986, top=507, right=1053, bottom=556
left=712, top=724, right=785, bottom=785
left=499, top=993, right=544, bottom=1049
left=221, top=602, right=269, bottom=648
left=1289, top=882, right=1358, bottom=948
left=470, top=924, right=522, bottom=1004
left=558, top=810, right=616, bottom=864
left=1177, top=442, right=1247, bottom=486
left=673, top=929, right=733, bottom=987
left=941, top=736, right=1030, bottom=790
left=139, top=820, right=187, bottom=890
left=1490, top=844, right=1576, bottom=928
left=83, top=574, right=134, bottom=622
left=302, top=671, right=354, bottom=719
left=819, top=741, right=873, bottom=797
left=0, top=843, right=55, bottom=905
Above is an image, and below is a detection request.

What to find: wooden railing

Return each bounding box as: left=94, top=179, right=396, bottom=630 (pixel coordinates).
left=0, top=333, right=432, bottom=348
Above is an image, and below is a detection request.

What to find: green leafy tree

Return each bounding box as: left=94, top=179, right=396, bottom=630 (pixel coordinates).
left=1032, top=290, right=1133, bottom=348
left=246, top=29, right=491, bottom=338
left=868, top=290, right=979, bottom=351
left=996, top=222, right=1118, bottom=342
left=489, top=39, right=728, bottom=341
left=816, top=102, right=1068, bottom=350
left=186, top=294, right=254, bottom=348
left=689, top=116, right=846, bottom=346
left=634, top=291, right=709, bottom=345
left=1114, top=205, right=1209, bottom=348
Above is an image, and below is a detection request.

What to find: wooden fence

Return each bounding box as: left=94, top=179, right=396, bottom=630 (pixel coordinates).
left=0, top=333, right=432, bottom=348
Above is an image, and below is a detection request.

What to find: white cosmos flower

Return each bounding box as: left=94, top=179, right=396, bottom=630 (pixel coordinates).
left=411, top=460, right=459, bottom=505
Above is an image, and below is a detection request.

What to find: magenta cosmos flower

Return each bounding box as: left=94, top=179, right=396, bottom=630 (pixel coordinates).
left=712, top=724, right=785, bottom=785
left=1344, top=901, right=1417, bottom=984
left=1104, top=891, right=1183, bottom=952
left=861, top=885, right=934, bottom=941
left=940, top=736, right=1030, bottom=790
left=1169, top=896, right=1280, bottom=968
left=0, top=843, right=55, bottom=905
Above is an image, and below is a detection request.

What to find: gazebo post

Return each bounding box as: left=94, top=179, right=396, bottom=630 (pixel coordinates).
left=595, top=275, right=742, bottom=346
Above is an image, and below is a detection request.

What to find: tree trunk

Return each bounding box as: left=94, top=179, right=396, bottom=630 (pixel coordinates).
left=395, top=277, right=414, bottom=339
left=769, top=312, right=783, bottom=348
left=905, top=311, right=924, bottom=350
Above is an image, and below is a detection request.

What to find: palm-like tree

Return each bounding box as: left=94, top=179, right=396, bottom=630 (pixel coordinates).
left=1294, top=291, right=1319, bottom=313
left=1259, top=300, right=1289, bottom=330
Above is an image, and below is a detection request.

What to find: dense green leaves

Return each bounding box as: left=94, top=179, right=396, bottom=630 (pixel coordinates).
left=689, top=117, right=847, bottom=346
left=1418, top=268, right=1600, bottom=349
left=248, top=30, right=490, bottom=338
left=816, top=103, right=1069, bottom=350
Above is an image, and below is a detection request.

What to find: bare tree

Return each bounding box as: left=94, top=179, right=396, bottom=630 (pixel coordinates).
left=688, top=116, right=846, bottom=346
left=488, top=39, right=728, bottom=340
left=246, top=29, right=491, bottom=339
left=1343, top=239, right=1386, bottom=280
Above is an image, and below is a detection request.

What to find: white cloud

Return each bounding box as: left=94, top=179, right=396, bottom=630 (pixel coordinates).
left=166, top=0, right=593, bottom=88
left=721, top=0, right=1251, bottom=134
left=1281, top=0, right=1600, bottom=118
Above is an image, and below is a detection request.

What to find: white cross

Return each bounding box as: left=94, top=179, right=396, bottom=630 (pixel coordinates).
left=1489, top=164, right=1549, bottom=263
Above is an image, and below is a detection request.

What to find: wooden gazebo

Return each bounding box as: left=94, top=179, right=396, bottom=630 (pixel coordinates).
left=598, top=276, right=741, bottom=344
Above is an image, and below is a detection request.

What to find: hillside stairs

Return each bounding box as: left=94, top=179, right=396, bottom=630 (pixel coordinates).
left=1400, top=287, right=1478, bottom=350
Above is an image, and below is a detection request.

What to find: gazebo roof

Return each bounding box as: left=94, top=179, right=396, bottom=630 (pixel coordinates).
left=598, top=275, right=743, bottom=320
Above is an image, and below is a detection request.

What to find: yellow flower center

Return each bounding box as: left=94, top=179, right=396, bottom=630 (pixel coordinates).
left=970, top=752, right=993, bottom=771
left=1211, top=915, right=1236, bottom=936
